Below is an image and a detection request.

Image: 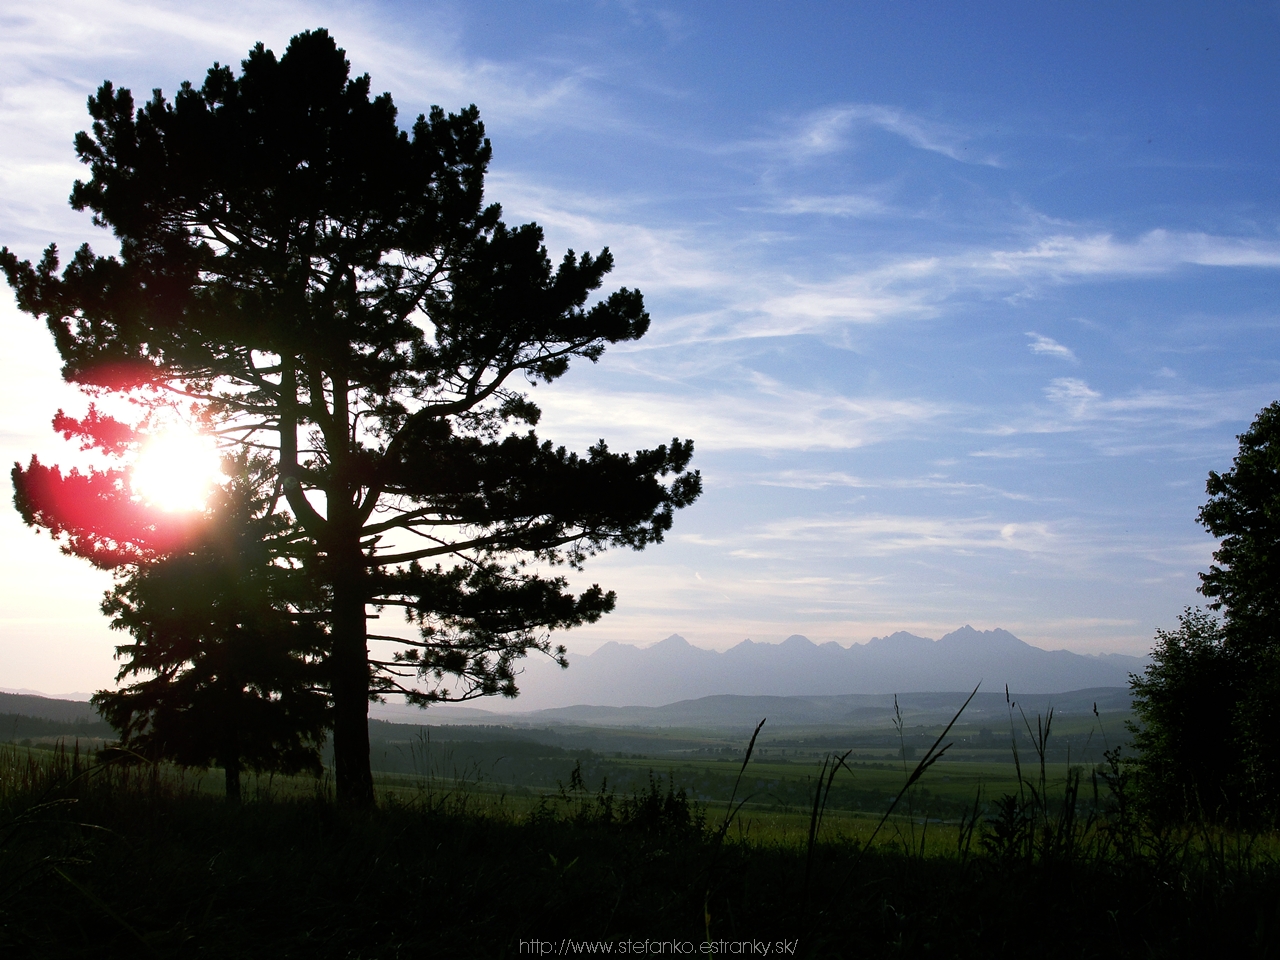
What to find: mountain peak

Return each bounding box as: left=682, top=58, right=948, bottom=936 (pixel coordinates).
left=865, top=631, right=935, bottom=649
left=651, top=633, right=689, bottom=648
left=938, top=626, right=1033, bottom=650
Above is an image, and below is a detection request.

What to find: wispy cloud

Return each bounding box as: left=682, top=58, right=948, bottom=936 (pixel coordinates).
left=751, top=469, right=1035, bottom=500
left=763, top=103, right=999, bottom=166
left=755, top=514, right=1062, bottom=558
left=727, top=512, right=1212, bottom=582
left=784, top=247, right=1271, bottom=347
left=1038, top=378, right=1270, bottom=431
left=752, top=266, right=940, bottom=333
left=1044, top=377, right=1100, bottom=418
left=534, top=374, right=947, bottom=451
left=761, top=193, right=889, bottom=218
left=744, top=230, right=1280, bottom=341
left=1027, top=332, right=1076, bottom=361
left=960, top=378, right=1280, bottom=460
left=486, top=173, right=735, bottom=298
left=982, top=230, right=1280, bottom=278
left=969, top=447, right=1045, bottom=460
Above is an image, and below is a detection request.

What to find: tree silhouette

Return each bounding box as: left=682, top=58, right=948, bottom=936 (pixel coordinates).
left=1198, top=401, right=1280, bottom=653
left=2, top=29, right=700, bottom=805
left=1130, top=401, right=1280, bottom=821
left=1128, top=608, right=1241, bottom=821
left=93, top=465, right=329, bottom=802
left=14, top=411, right=328, bottom=801
left=1195, top=400, right=1280, bottom=811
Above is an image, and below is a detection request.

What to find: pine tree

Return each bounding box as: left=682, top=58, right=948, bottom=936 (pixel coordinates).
left=94, top=462, right=329, bottom=802
left=14, top=411, right=328, bottom=801
left=2, top=29, right=700, bottom=805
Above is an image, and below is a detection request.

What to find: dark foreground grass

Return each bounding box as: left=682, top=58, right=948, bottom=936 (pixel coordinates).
left=3, top=746, right=1280, bottom=958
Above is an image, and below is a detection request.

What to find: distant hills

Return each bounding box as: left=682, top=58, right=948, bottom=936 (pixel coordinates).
left=0, top=691, right=115, bottom=740
left=485, top=626, right=1149, bottom=710
left=0, top=691, right=101, bottom=724
left=5, top=681, right=1137, bottom=740
left=416, top=687, right=1134, bottom=731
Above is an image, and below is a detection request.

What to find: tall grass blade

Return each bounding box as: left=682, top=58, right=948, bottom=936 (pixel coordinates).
left=830, top=683, right=981, bottom=896
left=713, top=717, right=766, bottom=847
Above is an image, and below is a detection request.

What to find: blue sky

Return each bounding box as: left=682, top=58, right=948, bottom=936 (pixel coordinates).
left=2, top=1, right=1279, bottom=693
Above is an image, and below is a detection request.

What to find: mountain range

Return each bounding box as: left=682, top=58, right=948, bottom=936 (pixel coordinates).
left=474, top=626, right=1149, bottom=711
left=3, top=627, right=1150, bottom=724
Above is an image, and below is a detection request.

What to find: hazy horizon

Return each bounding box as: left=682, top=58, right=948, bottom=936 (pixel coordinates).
left=3, top=622, right=1149, bottom=706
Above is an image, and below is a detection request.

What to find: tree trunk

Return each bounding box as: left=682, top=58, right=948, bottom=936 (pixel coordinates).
left=330, top=542, right=374, bottom=807
left=326, top=373, right=376, bottom=807
left=224, top=753, right=242, bottom=803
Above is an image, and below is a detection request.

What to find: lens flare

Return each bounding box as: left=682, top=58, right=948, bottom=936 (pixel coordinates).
left=131, top=429, right=222, bottom=512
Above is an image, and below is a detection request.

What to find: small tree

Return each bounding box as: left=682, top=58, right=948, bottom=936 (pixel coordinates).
left=1128, top=608, right=1240, bottom=821
left=1129, top=402, right=1280, bottom=822
left=14, top=410, right=328, bottom=800
left=2, top=29, right=700, bottom=805
left=93, top=467, right=329, bottom=802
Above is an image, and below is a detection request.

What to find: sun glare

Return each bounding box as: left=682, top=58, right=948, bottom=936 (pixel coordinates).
left=131, top=428, right=223, bottom=512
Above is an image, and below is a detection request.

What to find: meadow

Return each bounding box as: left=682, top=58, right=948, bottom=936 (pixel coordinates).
left=3, top=706, right=1280, bottom=958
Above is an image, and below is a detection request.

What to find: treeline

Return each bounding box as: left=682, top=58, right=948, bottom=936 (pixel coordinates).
left=0, top=713, right=115, bottom=741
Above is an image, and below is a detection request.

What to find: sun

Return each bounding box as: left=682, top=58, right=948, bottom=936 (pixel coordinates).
left=131, top=428, right=224, bottom=512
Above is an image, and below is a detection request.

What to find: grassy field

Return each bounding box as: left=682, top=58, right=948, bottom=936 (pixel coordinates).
left=4, top=731, right=1280, bottom=957
left=3, top=699, right=1130, bottom=830
left=354, top=705, right=1127, bottom=826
